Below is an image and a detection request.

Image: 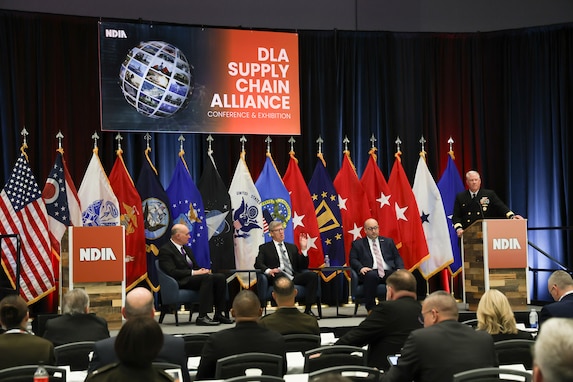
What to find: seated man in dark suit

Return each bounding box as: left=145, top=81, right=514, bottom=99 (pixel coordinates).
left=88, top=287, right=190, bottom=382
left=43, top=288, right=110, bottom=346
left=336, top=270, right=422, bottom=371
left=158, top=223, right=232, bottom=326
left=350, top=218, right=404, bottom=311
left=196, top=290, right=286, bottom=380
left=0, top=294, right=54, bottom=369
left=258, top=276, right=319, bottom=335
left=381, top=291, right=498, bottom=382
left=255, top=220, right=318, bottom=316
left=539, top=270, right=573, bottom=326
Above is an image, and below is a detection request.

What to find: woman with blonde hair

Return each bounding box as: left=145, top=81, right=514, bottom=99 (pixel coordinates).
left=476, top=289, right=533, bottom=341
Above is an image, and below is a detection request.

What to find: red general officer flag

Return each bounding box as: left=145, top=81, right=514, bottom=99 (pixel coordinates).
left=283, top=153, right=324, bottom=268
left=333, top=152, right=371, bottom=265
left=388, top=152, right=429, bottom=270
left=109, top=150, right=147, bottom=291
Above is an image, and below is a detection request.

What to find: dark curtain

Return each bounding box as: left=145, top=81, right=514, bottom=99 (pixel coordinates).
left=1, top=10, right=572, bottom=301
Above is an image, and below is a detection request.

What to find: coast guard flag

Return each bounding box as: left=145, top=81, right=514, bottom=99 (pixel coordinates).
left=333, top=152, right=371, bottom=265
left=283, top=154, right=324, bottom=268
left=109, top=151, right=148, bottom=291
left=198, top=152, right=234, bottom=272
left=136, top=152, right=172, bottom=291
left=388, top=153, right=429, bottom=270
left=437, top=154, right=465, bottom=276
left=360, top=151, right=401, bottom=246
left=166, top=156, right=210, bottom=268
left=78, top=149, right=120, bottom=227
left=255, top=154, right=293, bottom=244
left=0, top=154, right=54, bottom=303
left=413, top=155, right=454, bottom=279
left=229, top=153, right=264, bottom=287
left=308, top=158, right=345, bottom=278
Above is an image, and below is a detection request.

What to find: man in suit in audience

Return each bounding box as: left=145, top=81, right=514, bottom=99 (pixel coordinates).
left=255, top=220, right=318, bottom=317
left=539, top=270, right=573, bottom=326
left=258, top=276, right=320, bottom=335
left=349, top=218, right=404, bottom=312
left=381, top=291, right=497, bottom=382
left=0, top=294, right=54, bottom=369
left=43, top=288, right=110, bottom=346
left=336, top=270, right=422, bottom=371
left=533, top=317, right=573, bottom=382
left=88, top=287, right=190, bottom=382
left=196, top=290, right=286, bottom=380
left=158, top=223, right=232, bottom=326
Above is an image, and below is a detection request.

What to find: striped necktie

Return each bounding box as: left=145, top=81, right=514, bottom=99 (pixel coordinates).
left=278, top=242, right=294, bottom=277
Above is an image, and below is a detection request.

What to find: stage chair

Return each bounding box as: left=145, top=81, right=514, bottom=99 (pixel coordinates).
left=303, top=345, right=368, bottom=373
left=309, top=365, right=382, bottom=382
left=283, top=333, right=321, bottom=353
left=452, top=367, right=532, bottom=382
left=494, top=339, right=535, bottom=369
left=54, top=340, right=96, bottom=371
left=155, top=260, right=200, bottom=326
left=350, top=268, right=386, bottom=315
left=215, top=353, right=284, bottom=379
left=0, top=365, right=67, bottom=382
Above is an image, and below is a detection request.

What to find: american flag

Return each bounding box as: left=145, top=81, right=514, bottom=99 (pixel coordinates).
left=0, top=154, right=54, bottom=303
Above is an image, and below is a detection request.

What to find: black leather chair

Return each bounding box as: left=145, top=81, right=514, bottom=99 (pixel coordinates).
left=350, top=268, right=386, bottom=315
left=0, top=365, right=67, bottom=382
left=303, top=345, right=368, bottom=373
left=215, top=353, right=284, bottom=379
left=256, top=271, right=322, bottom=318
left=452, top=367, right=532, bottom=382
left=155, top=259, right=201, bottom=325
left=494, top=339, right=535, bottom=369
left=283, top=333, right=321, bottom=353
left=54, top=341, right=96, bottom=371
left=309, top=365, right=382, bottom=382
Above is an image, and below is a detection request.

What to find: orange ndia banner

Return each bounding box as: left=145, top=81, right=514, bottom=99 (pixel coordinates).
left=69, top=226, right=125, bottom=283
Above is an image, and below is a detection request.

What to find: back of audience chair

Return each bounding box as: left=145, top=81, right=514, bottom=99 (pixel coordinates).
left=283, top=334, right=321, bottom=353
left=215, top=353, right=284, bottom=379
left=494, top=339, right=535, bottom=369
left=54, top=341, right=96, bottom=371
left=304, top=345, right=368, bottom=373
left=452, top=367, right=532, bottom=382
left=176, top=333, right=210, bottom=357
left=309, top=365, right=382, bottom=382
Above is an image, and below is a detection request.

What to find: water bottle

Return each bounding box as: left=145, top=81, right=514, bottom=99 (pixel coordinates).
left=529, top=308, right=539, bottom=329
left=34, top=362, right=49, bottom=382
left=324, top=255, right=330, bottom=267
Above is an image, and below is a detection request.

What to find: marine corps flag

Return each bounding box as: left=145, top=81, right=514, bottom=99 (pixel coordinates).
left=136, top=149, right=172, bottom=290
left=283, top=154, right=324, bottom=268
left=229, top=152, right=264, bottom=287
left=109, top=149, right=148, bottom=291
left=388, top=152, right=429, bottom=270
left=333, top=152, right=371, bottom=265
left=198, top=152, right=234, bottom=272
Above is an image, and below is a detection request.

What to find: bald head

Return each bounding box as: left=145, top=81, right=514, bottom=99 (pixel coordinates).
left=272, top=276, right=297, bottom=307
left=364, top=218, right=380, bottom=240
left=171, top=223, right=190, bottom=246
left=421, top=291, right=458, bottom=327
left=231, top=290, right=262, bottom=322
left=123, top=287, right=155, bottom=319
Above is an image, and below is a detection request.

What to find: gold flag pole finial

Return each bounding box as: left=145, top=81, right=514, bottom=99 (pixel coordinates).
left=91, top=132, right=100, bottom=154
left=178, top=134, right=185, bottom=157
left=448, top=137, right=455, bottom=159
left=115, top=132, right=123, bottom=155
left=265, top=136, right=272, bottom=155
left=288, top=136, right=296, bottom=156
left=343, top=136, right=350, bottom=154
left=206, top=134, right=214, bottom=156
left=419, top=136, right=427, bottom=160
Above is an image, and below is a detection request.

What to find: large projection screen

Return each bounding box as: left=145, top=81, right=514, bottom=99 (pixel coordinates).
left=99, top=21, right=300, bottom=135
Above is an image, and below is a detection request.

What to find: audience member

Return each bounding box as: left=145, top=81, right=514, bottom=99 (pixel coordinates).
left=255, top=220, right=318, bottom=317
left=88, top=287, right=190, bottom=382
left=259, top=276, right=320, bottom=335
left=158, top=223, right=232, bottom=326
left=349, top=218, right=404, bottom=311
left=539, top=270, right=573, bottom=326
left=381, top=291, right=497, bottom=382
left=452, top=170, right=523, bottom=237
left=85, top=316, right=172, bottom=382
left=196, top=290, right=286, bottom=380
left=476, top=289, right=533, bottom=341
left=533, top=317, right=573, bottom=382
left=43, top=288, right=110, bottom=346
left=0, top=294, right=54, bottom=369
left=336, top=270, right=422, bottom=370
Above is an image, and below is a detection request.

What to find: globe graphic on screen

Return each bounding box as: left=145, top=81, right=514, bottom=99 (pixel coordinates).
left=119, top=41, right=194, bottom=119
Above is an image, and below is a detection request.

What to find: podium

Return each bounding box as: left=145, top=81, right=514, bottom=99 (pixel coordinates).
left=462, top=219, right=529, bottom=311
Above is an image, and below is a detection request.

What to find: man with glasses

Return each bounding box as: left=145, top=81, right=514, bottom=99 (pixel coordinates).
left=349, top=218, right=404, bottom=311
left=539, top=270, right=573, bottom=326
left=255, top=220, right=318, bottom=317
left=381, top=291, right=497, bottom=382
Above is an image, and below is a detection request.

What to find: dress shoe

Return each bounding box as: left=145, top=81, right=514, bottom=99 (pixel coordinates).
left=214, top=314, right=235, bottom=324
left=196, top=315, right=220, bottom=326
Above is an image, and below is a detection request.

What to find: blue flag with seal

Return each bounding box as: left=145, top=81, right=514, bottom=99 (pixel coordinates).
left=166, top=155, right=210, bottom=268
left=437, top=154, right=465, bottom=276
left=255, top=154, right=293, bottom=244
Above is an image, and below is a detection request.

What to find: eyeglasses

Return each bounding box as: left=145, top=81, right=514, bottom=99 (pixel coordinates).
left=365, top=226, right=379, bottom=231
left=270, top=228, right=285, bottom=233
left=418, top=309, right=435, bottom=325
